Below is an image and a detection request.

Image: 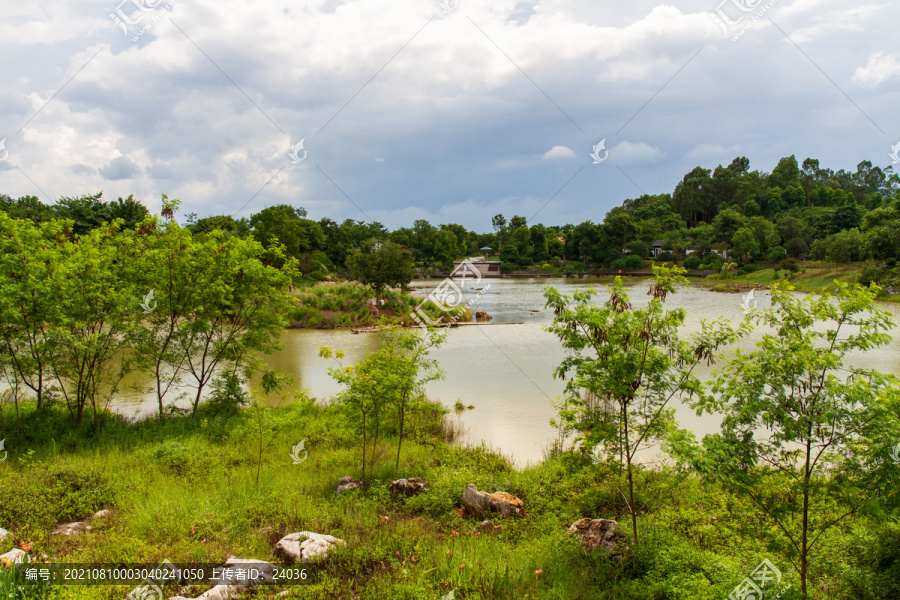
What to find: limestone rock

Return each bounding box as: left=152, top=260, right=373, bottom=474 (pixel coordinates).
left=52, top=521, right=90, bottom=536
left=336, top=476, right=363, bottom=494
left=92, top=509, right=112, bottom=521
left=388, top=478, right=428, bottom=497
left=214, top=558, right=277, bottom=586
left=274, top=532, right=345, bottom=564
left=0, top=528, right=10, bottom=543
left=461, top=484, right=523, bottom=518
left=566, top=518, right=622, bottom=556
left=0, top=549, right=26, bottom=565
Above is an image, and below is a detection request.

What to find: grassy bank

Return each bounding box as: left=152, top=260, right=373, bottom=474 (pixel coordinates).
left=1, top=400, right=897, bottom=599
left=288, top=281, right=472, bottom=329
left=689, top=263, right=883, bottom=296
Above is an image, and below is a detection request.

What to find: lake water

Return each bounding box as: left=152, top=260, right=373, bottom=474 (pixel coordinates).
left=108, top=278, right=900, bottom=467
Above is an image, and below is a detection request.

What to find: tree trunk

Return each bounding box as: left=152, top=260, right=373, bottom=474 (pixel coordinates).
left=623, top=399, right=638, bottom=541
left=801, top=439, right=812, bottom=599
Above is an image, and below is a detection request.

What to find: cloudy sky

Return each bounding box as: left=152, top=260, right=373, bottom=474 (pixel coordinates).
left=1, top=0, right=898, bottom=230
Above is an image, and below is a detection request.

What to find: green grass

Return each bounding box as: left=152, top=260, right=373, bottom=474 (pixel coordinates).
left=0, top=400, right=896, bottom=599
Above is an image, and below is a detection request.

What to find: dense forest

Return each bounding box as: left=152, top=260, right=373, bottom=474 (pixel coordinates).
left=3, top=154, right=899, bottom=278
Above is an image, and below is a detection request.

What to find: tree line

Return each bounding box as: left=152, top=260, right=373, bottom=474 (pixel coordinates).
left=3, top=154, right=899, bottom=278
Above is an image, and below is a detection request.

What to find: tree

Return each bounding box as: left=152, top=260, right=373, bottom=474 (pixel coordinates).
left=785, top=237, right=809, bottom=259
left=731, top=227, right=760, bottom=263
left=171, top=232, right=298, bottom=414
left=54, top=193, right=110, bottom=235
left=766, top=245, right=787, bottom=263
left=543, top=267, right=732, bottom=541
left=625, top=240, right=649, bottom=258
left=107, top=195, right=149, bottom=229
left=0, top=213, right=66, bottom=413
left=50, top=223, right=139, bottom=427
left=346, top=239, right=414, bottom=304
left=682, top=282, right=898, bottom=598
left=711, top=209, right=747, bottom=244
left=189, top=215, right=250, bottom=239
left=375, top=326, right=446, bottom=469
left=250, top=204, right=324, bottom=260
left=491, top=214, right=507, bottom=250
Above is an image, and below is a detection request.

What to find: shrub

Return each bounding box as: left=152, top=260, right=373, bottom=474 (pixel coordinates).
left=779, top=257, right=800, bottom=272
left=624, top=255, right=643, bottom=269
left=682, top=255, right=701, bottom=270
left=499, top=263, right=516, bottom=272
left=205, top=371, right=251, bottom=415
left=609, top=258, right=627, bottom=270
left=741, top=264, right=757, bottom=273
left=766, top=245, right=787, bottom=263
left=656, top=251, right=673, bottom=261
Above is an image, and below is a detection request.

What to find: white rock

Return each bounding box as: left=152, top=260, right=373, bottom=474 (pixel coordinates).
left=51, top=521, right=90, bottom=536
left=274, top=531, right=345, bottom=563
left=0, top=548, right=27, bottom=565
left=0, top=528, right=10, bottom=543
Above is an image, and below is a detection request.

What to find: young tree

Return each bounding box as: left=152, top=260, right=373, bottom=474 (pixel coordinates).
left=0, top=214, right=66, bottom=411
left=683, top=282, right=898, bottom=599
left=50, top=223, right=139, bottom=427
left=346, top=239, right=414, bottom=304
left=171, top=232, right=298, bottom=415
left=543, top=266, right=735, bottom=541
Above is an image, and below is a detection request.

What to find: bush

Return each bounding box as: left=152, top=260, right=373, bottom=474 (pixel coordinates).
left=656, top=251, right=673, bottom=261
left=779, top=257, right=800, bottom=273
left=624, top=255, right=643, bottom=269
left=766, top=245, right=787, bottom=263
left=682, top=255, right=701, bottom=270
left=741, top=264, right=757, bottom=273
left=499, top=263, right=516, bottom=272
left=541, top=263, right=552, bottom=270
left=609, top=258, right=627, bottom=270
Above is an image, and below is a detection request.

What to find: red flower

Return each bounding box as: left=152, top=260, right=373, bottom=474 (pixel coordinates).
left=535, top=569, right=543, bottom=576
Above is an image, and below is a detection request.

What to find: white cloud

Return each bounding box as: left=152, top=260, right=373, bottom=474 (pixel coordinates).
left=852, top=51, right=900, bottom=86
left=542, top=145, right=576, bottom=159
left=610, top=141, right=663, bottom=164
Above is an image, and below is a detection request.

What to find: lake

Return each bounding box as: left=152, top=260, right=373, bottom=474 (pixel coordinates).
left=108, top=277, right=900, bottom=467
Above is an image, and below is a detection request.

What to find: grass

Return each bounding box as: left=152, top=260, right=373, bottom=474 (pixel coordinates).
left=288, top=281, right=471, bottom=329
left=692, top=263, right=867, bottom=295
left=1, top=398, right=897, bottom=599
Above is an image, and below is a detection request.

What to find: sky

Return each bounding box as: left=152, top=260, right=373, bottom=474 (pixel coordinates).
left=0, top=0, right=898, bottom=231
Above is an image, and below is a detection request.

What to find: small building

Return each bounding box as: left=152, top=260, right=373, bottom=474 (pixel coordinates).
left=452, top=258, right=502, bottom=278
left=650, top=240, right=667, bottom=257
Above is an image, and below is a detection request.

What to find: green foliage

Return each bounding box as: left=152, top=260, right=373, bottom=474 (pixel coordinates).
left=682, top=254, right=701, bottom=270
left=543, top=266, right=738, bottom=541
left=679, top=282, right=899, bottom=598
left=347, top=239, right=415, bottom=303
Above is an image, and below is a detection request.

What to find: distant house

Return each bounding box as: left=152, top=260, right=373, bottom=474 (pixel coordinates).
left=651, top=240, right=666, bottom=257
